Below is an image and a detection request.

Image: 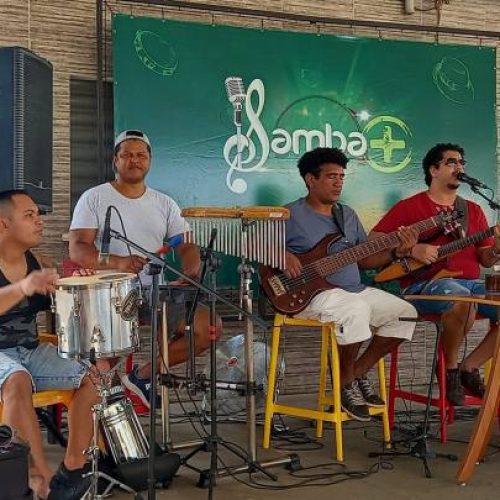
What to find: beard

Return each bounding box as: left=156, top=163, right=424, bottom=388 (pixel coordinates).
left=447, top=182, right=459, bottom=191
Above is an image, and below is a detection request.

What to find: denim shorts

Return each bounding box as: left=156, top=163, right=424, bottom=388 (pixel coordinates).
left=0, top=342, right=87, bottom=398
left=404, top=278, right=497, bottom=320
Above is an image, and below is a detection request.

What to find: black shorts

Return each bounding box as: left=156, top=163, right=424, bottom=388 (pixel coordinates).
left=139, top=287, right=186, bottom=340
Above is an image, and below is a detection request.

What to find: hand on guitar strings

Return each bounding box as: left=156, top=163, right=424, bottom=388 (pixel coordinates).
left=394, top=226, right=419, bottom=258
left=284, top=251, right=303, bottom=279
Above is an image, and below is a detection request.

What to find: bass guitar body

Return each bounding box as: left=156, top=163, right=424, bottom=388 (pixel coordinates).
left=260, top=233, right=341, bottom=315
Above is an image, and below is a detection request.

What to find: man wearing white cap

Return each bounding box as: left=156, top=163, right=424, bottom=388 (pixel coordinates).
left=69, top=129, right=221, bottom=407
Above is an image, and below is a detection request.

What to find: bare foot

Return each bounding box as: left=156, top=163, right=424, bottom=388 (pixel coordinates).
left=29, top=474, right=50, bottom=500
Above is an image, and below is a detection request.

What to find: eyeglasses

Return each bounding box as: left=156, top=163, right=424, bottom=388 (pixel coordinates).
left=441, top=158, right=467, bottom=168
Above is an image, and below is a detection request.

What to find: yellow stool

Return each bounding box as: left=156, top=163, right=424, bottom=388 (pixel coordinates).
left=0, top=389, right=74, bottom=420
left=263, top=314, right=391, bottom=461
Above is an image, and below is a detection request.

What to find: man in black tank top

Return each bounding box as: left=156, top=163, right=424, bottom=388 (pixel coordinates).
left=0, top=190, right=99, bottom=500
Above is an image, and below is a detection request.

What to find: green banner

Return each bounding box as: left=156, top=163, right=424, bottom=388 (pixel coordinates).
left=113, top=15, right=497, bottom=282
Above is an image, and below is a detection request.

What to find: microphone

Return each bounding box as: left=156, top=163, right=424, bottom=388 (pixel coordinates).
left=456, top=172, right=489, bottom=189
left=225, top=76, right=246, bottom=105
left=156, top=234, right=184, bottom=256
left=225, top=76, right=246, bottom=126
left=98, top=206, right=112, bottom=265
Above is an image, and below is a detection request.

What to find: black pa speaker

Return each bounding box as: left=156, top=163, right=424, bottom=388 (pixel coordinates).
left=0, top=46, right=53, bottom=212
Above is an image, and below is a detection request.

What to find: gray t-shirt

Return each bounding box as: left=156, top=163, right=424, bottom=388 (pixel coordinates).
left=285, top=198, right=367, bottom=293
left=70, top=183, right=189, bottom=284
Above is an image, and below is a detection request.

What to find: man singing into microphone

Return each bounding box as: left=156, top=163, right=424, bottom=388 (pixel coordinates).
left=69, top=130, right=222, bottom=408
left=371, top=143, right=500, bottom=405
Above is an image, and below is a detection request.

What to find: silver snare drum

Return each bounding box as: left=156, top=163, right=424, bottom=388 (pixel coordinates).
left=55, top=273, right=140, bottom=359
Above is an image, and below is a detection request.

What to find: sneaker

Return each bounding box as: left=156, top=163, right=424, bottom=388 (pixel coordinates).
left=48, top=462, right=91, bottom=500
left=356, top=376, right=385, bottom=408
left=341, top=381, right=371, bottom=422
left=122, top=365, right=152, bottom=409
left=445, top=368, right=465, bottom=406
left=460, top=368, right=486, bottom=399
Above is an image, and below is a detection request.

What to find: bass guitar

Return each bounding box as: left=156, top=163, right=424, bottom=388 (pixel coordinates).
left=260, top=211, right=459, bottom=315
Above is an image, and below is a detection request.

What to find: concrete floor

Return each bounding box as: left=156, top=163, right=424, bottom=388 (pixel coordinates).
left=44, top=395, right=500, bottom=500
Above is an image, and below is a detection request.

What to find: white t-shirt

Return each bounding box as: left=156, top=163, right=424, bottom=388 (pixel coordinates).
left=70, top=183, right=189, bottom=282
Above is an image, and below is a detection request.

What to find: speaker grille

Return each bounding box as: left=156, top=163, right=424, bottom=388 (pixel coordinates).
left=0, top=47, right=53, bottom=212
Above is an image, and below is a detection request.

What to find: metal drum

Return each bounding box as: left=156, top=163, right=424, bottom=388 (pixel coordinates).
left=55, top=273, right=140, bottom=359
left=101, top=396, right=149, bottom=464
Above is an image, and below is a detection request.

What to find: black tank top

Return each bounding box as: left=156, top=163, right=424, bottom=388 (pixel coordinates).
left=0, top=251, right=51, bottom=349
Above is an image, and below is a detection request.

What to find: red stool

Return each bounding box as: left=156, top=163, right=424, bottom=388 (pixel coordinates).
left=388, top=314, right=497, bottom=443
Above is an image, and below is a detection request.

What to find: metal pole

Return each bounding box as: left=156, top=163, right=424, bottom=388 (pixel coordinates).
left=160, top=302, right=171, bottom=447
left=95, top=0, right=105, bottom=183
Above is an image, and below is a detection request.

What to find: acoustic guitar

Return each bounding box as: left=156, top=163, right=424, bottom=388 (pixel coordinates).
left=260, top=211, right=459, bottom=315
left=374, top=225, right=495, bottom=283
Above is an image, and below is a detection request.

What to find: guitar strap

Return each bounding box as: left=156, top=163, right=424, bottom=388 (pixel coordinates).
left=419, top=196, right=469, bottom=244
left=455, top=196, right=469, bottom=238
left=410, top=196, right=469, bottom=288
left=331, top=203, right=345, bottom=237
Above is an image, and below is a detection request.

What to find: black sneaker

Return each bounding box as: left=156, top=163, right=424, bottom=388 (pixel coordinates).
left=48, top=462, right=91, bottom=500
left=356, top=376, right=385, bottom=408
left=341, top=381, right=371, bottom=422
left=460, top=368, right=485, bottom=399
left=445, top=368, right=465, bottom=406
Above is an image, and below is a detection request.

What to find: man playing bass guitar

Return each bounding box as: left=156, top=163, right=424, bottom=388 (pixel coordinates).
left=270, top=147, right=420, bottom=422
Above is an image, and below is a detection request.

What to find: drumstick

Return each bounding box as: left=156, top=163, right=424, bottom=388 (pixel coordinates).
left=157, top=234, right=184, bottom=256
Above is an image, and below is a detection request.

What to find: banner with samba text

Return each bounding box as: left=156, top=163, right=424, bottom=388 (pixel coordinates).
left=113, top=15, right=497, bottom=280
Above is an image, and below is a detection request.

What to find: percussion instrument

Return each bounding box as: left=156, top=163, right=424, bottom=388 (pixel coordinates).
left=181, top=206, right=289, bottom=269
left=101, top=394, right=149, bottom=464
left=54, top=273, right=140, bottom=360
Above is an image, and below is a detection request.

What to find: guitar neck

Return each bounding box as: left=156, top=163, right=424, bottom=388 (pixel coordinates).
left=437, top=227, right=495, bottom=258
left=318, top=215, right=442, bottom=278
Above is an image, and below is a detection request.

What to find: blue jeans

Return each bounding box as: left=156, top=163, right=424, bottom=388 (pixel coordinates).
left=0, top=343, right=87, bottom=398
left=404, top=278, right=497, bottom=320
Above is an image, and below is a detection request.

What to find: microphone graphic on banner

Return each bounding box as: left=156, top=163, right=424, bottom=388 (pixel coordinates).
left=98, top=206, right=113, bottom=264
left=457, top=172, right=489, bottom=189
left=225, top=76, right=246, bottom=126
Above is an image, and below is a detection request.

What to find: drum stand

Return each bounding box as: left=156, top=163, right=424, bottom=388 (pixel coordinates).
left=180, top=242, right=286, bottom=497
left=108, top=228, right=270, bottom=499
left=82, top=367, right=143, bottom=500
left=222, top=248, right=300, bottom=477
left=186, top=223, right=300, bottom=485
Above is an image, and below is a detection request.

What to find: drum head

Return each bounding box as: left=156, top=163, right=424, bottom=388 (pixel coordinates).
left=57, top=273, right=136, bottom=289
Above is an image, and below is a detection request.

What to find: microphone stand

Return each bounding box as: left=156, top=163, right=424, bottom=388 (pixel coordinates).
left=183, top=228, right=219, bottom=391
left=467, top=184, right=500, bottom=211
left=108, top=229, right=269, bottom=499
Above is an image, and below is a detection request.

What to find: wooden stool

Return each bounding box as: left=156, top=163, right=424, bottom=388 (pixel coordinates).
left=263, top=314, right=391, bottom=461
